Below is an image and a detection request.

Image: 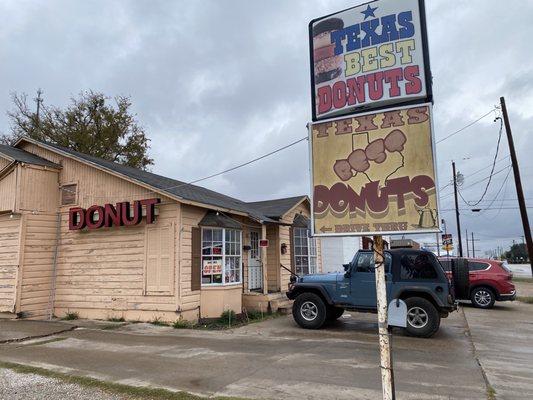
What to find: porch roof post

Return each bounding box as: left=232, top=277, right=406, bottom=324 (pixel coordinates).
left=261, top=224, right=268, bottom=295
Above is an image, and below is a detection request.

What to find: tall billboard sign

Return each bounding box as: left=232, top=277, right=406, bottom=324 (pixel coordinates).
left=309, top=104, right=439, bottom=236
left=309, top=0, right=431, bottom=121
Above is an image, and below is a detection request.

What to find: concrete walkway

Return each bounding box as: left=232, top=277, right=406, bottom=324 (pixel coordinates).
left=0, top=320, right=75, bottom=343
left=463, top=283, right=533, bottom=399
left=0, top=311, right=487, bottom=399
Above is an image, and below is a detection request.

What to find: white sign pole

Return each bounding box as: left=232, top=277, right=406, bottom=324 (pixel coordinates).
left=373, top=235, right=395, bottom=400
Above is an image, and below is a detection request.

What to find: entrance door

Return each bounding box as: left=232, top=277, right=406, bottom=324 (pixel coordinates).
left=248, top=230, right=262, bottom=290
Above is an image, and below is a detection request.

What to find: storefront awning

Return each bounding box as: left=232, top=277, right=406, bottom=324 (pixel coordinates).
left=199, top=211, right=242, bottom=229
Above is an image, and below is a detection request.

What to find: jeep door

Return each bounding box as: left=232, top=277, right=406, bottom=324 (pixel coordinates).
left=350, top=252, right=392, bottom=307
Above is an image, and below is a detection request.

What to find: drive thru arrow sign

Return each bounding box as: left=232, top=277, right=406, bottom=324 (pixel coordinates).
left=320, top=226, right=332, bottom=233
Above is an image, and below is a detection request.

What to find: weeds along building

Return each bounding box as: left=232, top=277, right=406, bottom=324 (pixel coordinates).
left=0, top=137, right=322, bottom=322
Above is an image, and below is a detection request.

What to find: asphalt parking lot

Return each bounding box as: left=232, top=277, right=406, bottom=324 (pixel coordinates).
left=0, top=282, right=532, bottom=400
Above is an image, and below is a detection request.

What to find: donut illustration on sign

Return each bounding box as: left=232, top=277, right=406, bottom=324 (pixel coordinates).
left=332, top=129, right=408, bottom=182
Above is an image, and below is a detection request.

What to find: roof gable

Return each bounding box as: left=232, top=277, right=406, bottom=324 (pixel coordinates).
left=246, top=196, right=308, bottom=219
left=14, top=137, right=293, bottom=224
left=0, top=144, right=60, bottom=169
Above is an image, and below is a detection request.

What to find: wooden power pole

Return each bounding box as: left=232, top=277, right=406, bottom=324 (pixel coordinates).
left=452, top=161, right=464, bottom=257
left=500, top=97, right=533, bottom=272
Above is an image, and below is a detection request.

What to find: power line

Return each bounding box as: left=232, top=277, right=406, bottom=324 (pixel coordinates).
left=435, top=108, right=498, bottom=144
left=440, top=164, right=512, bottom=201
left=458, top=117, right=504, bottom=206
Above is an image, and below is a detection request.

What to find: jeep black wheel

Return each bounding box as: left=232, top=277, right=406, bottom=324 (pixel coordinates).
left=470, top=286, right=495, bottom=309
left=326, top=306, right=344, bottom=321
left=405, top=297, right=440, bottom=338
left=292, top=292, right=327, bottom=329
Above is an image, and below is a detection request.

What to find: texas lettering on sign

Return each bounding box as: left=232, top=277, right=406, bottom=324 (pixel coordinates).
left=310, top=0, right=429, bottom=120
left=309, top=104, right=438, bottom=236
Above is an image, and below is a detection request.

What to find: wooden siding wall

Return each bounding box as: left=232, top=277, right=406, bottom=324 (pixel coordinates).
left=19, top=165, right=59, bottom=212
left=266, top=225, right=280, bottom=292
left=0, top=168, right=17, bottom=212
left=18, top=213, right=57, bottom=319
left=0, top=157, right=10, bottom=171
left=53, top=202, right=179, bottom=321
left=0, top=214, right=21, bottom=313
left=18, top=142, right=183, bottom=322
left=278, top=203, right=323, bottom=290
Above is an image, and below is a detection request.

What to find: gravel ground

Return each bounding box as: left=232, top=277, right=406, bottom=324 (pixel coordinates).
left=0, top=368, right=129, bottom=400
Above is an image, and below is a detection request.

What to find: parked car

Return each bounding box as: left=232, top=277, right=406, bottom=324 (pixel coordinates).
left=438, top=257, right=516, bottom=309
left=287, top=249, right=464, bottom=338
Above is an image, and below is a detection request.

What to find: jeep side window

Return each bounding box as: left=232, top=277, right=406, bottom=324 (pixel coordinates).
left=400, top=254, right=438, bottom=280
left=355, top=253, right=391, bottom=273
left=439, top=259, right=452, bottom=272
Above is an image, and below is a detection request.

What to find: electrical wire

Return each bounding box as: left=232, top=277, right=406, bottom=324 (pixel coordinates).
left=435, top=108, right=498, bottom=144
left=458, top=117, right=504, bottom=206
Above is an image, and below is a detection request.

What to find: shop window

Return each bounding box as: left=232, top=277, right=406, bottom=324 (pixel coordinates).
left=293, top=227, right=317, bottom=275
left=145, top=223, right=174, bottom=295
left=61, top=184, right=77, bottom=206
left=201, top=227, right=242, bottom=285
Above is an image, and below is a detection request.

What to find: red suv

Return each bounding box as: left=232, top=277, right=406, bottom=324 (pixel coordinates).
left=438, top=257, right=516, bottom=309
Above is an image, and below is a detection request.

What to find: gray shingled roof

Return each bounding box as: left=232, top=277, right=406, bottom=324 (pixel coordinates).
left=15, top=138, right=308, bottom=223
left=0, top=144, right=60, bottom=169
left=247, top=195, right=307, bottom=219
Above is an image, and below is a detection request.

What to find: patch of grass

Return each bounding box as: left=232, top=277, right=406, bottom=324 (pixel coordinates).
left=61, top=311, right=78, bottom=321
left=513, top=277, right=533, bottom=283
left=101, top=324, right=124, bottom=330
left=487, top=384, right=496, bottom=400
left=0, top=361, right=248, bottom=400
left=172, top=319, right=193, bottom=329
left=150, top=317, right=169, bottom=326
left=107, top=317, right=125, bottom=322
left=517, top=296, right=533, bottom=304
left=172, top=310, right=282, bottom=331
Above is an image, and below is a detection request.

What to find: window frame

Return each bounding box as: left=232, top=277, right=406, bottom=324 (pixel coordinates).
left=60, top=182, right=78, bottom=206
left=201, top=227, right=242, bottom=287
left=293, top=227, right=318, bottom=275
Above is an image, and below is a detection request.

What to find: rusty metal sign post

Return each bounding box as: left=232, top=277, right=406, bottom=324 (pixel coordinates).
left=374, top=235, right=395, bottom=399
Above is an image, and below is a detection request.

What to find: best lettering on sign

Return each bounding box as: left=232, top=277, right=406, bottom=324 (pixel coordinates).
left=310, top=0, right=430, bottom=120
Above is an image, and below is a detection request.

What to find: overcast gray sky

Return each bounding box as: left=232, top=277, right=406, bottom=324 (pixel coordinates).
left=1, top=0, right=532, bottom=255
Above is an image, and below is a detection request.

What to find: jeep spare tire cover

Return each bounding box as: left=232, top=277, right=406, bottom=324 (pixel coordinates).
left=451, top=258, right=470, bottom=299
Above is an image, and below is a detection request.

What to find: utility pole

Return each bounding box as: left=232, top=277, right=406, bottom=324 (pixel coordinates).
left=436, top=233, right=441, bottom=257
left=452, top=161, right=463, bottom=257
left=471, top=232, right=475, bottom=258
left=373, top=235, right=395, bottom=400
left=466, top=229, right=470, bottom=257
left=34, top=89, right=43, bottom=127
left=500, top=97, right=533, bottom=273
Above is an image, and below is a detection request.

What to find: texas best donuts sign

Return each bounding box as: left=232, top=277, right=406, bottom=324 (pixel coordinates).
left=309, top=0, right=431, bottom=121
left=309, top=104, right=438, bottom=236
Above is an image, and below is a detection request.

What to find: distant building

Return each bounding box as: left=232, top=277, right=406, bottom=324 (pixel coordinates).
left=321, top=236, right=390, bottom=273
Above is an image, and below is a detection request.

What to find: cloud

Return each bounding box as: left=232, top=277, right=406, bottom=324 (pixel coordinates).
left=1, top=0, right=531, bottom=255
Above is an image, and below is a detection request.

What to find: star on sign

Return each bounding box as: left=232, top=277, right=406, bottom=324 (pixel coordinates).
left=361, top=4, right=378, bottom=20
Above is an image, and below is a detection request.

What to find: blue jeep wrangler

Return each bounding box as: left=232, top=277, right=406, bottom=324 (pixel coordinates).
left=287, top=249, right=462, bottom=338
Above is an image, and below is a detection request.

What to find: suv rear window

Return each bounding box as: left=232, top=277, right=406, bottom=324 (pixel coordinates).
left=469, top=261, right=490, bottom=271
left=400, top=253, right=438, bottom=280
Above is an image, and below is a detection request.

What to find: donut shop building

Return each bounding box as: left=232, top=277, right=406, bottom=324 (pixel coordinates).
left=0, top=137, right=322, bottom=321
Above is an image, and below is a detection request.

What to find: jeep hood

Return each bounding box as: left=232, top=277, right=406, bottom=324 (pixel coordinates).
left=298, top=273, right=340, bottom=283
